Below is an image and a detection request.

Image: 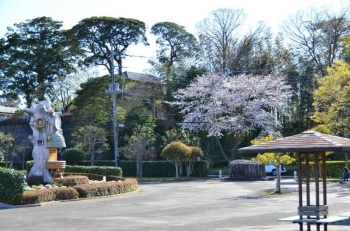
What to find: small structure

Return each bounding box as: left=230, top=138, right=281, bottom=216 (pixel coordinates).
left=23, top=100, right=66, bottom=183
left=237, top=131, right=350, bottom=231
left=229, top=159, right=265, bottom=180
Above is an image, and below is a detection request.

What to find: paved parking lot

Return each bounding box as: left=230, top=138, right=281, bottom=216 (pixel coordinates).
left=1, top=178, right=350, bottom=231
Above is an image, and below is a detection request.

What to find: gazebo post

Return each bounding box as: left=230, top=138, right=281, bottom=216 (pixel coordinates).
left=315, top=152, right=321, bottom=231
left=237, top=131, right=350, bottom=230
left=298, top=152, right=303, bottom=231
left=305, top=153, right=311, bottom=231
left=321, top=152, right=328, bottom=231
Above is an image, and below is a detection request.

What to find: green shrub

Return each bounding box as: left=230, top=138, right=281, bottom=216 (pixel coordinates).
left=79, top=160, right=115, bottom=166
left=26, top=175, right=45, bottom=186
left=301, top=161, right=346, bottom=178
left=52, top=175, right=89, bottom=187
left=161, top=141, right=191, bottom=160
left=211, top=160, right=229, bottom=168
left=0, top=167, right=26, bottom=201
left=73, top=178, right=138, bottom=198
left=63, top=172, right=125, bottom=181
left=65, top=165, right=123, bottom=177
left=61, top=148, right=87, bottom=165
left=54, top=187, right=79, bottom=200
left=15, top=187, right=79, bottom=205
left=19, top=189, right=56, bottom=204
left=26, top=160, right=34, bottom=173
left=27, top=159, right=208, bottom=178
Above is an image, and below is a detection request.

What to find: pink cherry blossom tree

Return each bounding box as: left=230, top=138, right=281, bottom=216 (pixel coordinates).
left=167, top=73, right=291, bottom=162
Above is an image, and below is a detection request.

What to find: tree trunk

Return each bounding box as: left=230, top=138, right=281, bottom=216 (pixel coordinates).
left=345, top=153, right=349, bottom=168
left=275, top=165, right=281, bottom=193
left=215, top=136, right=229, bottom=162
left=175, top=162, right=179, bottom=178
left=136, top=155, right=142, bottom=177
left=91, top=151, right=95, bottom=166
left=179, top=161, right=183, bottom=176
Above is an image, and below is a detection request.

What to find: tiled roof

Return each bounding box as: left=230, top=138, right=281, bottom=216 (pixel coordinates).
left=237, top=131, right=350, bottom=154
left=0, top=106, right=19, bottom=114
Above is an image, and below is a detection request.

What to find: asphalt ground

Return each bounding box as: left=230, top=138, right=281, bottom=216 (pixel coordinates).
left=1, top=178, right=350, bottom=231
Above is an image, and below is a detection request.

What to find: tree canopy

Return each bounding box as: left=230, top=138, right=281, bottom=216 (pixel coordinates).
left=311, top=60, right=350, bottom=137
left=0, top=16, right=79, bottom=105
left=150, top=21, right=200, bottom=79
left=72, top=125, right=109, bottom=166
left=71, top=16, right=148, bottom=76
left=167, top=73, right=291, bottom=161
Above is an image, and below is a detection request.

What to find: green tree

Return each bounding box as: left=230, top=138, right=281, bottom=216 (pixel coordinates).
left=311, top=60, right=350, bottom=137
left=161, top=127, right=200, bottom=147
left=122, top=120, right=156, bottom=177
left=185, top=146, right=204, bottom=177
left=150, top=22, right=200, bottom=80
left=71, top=16, right=148, bottom=76
left=0, top=132, right=15, bottom=165
left=161, top=141, right=191, bottom=178
left=251, top=135, right=295, bottom=193
left=72, top=125, right=109, bottom=166
left=61, top=148, right=87, bottom=165
left=311, top=60, right=350, bottom=166
left=0, top=17, right=79, bottom=105
left=49, top=69, right=99, bottom=113
left=71, top=75, right=125, bottom=127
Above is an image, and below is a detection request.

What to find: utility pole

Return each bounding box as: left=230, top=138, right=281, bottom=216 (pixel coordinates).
left=109, top=46, right=120, bottom=167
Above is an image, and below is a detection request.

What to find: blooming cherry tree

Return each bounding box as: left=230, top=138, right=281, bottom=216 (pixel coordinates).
left=167, top=73, right=291, bottom=162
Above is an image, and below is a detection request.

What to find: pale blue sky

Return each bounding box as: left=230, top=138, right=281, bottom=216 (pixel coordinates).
left=0, top=0, right=345, bottom=73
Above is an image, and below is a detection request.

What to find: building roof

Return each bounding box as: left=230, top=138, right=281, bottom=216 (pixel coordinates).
left=237, top=131, right=350, bottom=154
left=122, top=71, right=162, bottom=83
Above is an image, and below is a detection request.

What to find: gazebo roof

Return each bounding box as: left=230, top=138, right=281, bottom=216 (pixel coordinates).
left=237, top=131, right=350, bottom=154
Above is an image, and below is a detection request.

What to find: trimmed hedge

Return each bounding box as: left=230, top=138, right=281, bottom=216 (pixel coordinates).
left=64, top=165, right=123, bottom=176
left=301, top=161, right=346, bottom=178
left=73, top=178, right=138, bottom=198
left=26, top=160, right=208, bottom=177
left=63, top=172, right=125, bottom=182
left=12, top=177, right=138, bottom=205
left=52, top=175, right=89, bottom=187
left=14, top=187, right=79, bottom=205
left=0, top=167, right=26, bottom=201
left=80, top=160, right=208, bottom=177
left=0, top=161, right=24, bottom=170
left=26, top=161, right=123, bottom=177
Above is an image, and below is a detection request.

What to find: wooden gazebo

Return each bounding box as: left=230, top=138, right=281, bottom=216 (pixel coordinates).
left=237, top=131, right=350, bottom=231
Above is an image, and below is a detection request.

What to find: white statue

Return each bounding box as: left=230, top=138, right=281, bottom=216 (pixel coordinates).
left=23, top=100, right=66, bottom=183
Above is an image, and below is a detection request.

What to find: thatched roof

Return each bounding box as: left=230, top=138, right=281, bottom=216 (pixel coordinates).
left=237, top=131, right=350, bottom=154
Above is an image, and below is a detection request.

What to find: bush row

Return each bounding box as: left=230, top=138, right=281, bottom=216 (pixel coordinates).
left=13, top=187, right=79, bottom=205
left=0, top=161, right=25, bottom=170
left=26, top=161, right=123, bottom=177
left=0, top=167, right=25, bottom=202
left=63, top=173, right=125, bottom=182
left=9, top=174, right=138, bottom=205
left=53, top=175, right=89, bottom=187
left=78, top=160, right=208, bottom=177
left=300, top=161, right=347, bottom=178
left=73, top=178, right=138, bottom=198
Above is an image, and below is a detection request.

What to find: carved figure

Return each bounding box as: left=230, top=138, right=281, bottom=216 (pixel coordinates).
left=23, top=100, right=66, bottom=183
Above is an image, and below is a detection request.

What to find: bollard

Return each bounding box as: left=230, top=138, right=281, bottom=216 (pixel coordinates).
left=219, top=170, right=222, bottom=179
left=103, top=176, right=106, bottom=182
left=294, top=171, right=298, bottom=181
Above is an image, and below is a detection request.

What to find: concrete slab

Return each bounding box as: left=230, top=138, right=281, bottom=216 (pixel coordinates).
left=0, top=179, right=349, bottom=231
